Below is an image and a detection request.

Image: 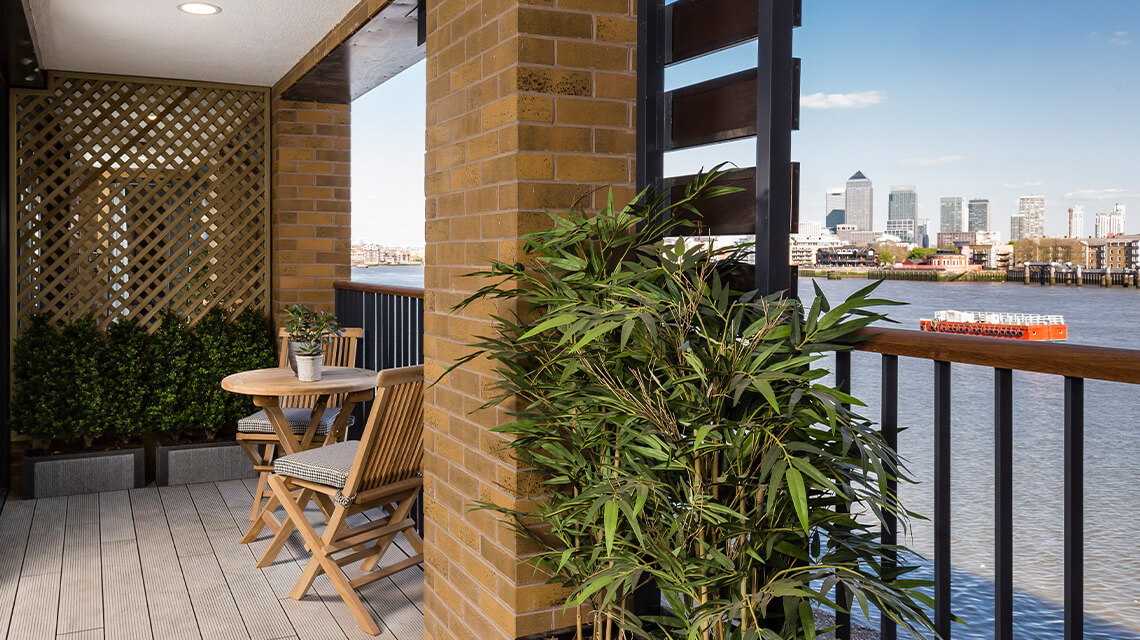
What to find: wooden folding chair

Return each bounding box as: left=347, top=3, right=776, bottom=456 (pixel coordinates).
left=264, top=364, right=424, bottom=636
left=236, top=327, right=364, bottom=523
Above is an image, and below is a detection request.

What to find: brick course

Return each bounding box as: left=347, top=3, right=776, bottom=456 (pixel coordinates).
left=270, top=98, right=351, bottom=319
left=423, top=0, right=637, bottom=636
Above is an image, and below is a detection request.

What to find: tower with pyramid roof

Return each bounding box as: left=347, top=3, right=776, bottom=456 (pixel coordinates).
left=845, top=171, right=873, bottom=231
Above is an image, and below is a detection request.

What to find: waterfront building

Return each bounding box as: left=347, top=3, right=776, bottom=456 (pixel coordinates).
left=1088, top=235, right=1140, bottom=269
left=939, top=197, right=966, bottom=233
left=936, top=230, right=999, bottom=249
left=968, top=199, right=990, bottom=232
left=817, top=245, right=877, bottom=267
left=916, top=218, right=930, bottom=248
left=1010, top=213, right=1027, bottom=243
left=835, top=224, right=858, bottom=243
left=886, top=218, right=915, bottom=243
left=1068, top=205, right=1085, bottom=238
left=845, top=172, right=873, bottom=231
left=967, top=244, right=1013, bottom=269
left=825, top=188, right=845, bottom=230
left=1019, top=195, right=1046, bottom=237
left=789, top=233, right=844, bottom=266
left=1013, top=237, right=1093, bottom=267
left=798, top=220, right=823, bottom=236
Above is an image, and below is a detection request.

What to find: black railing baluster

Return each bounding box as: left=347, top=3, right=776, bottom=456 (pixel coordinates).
left=835, top=351, right=851, bottom=640
left=1064, top=376, right=1084, bottom=640
left=995, top=368, right=1013, bottom=640
left=881, top=354, right=898, bottom=640
left=934, top=360, right=952, bottom=639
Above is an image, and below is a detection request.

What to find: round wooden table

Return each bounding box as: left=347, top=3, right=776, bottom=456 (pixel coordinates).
left=222, top=366, right=377, bottom=542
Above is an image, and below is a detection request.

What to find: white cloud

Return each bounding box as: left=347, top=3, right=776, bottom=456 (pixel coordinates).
left=1003, top=181, right=1044, bottom=189
left=1110, top=30, right=1131, bottom=45
left=898, top=155, right=966, bottom=167
left=1065, top=188, right=1139, bottom=200
left=801, top=90, right=887, bottom=109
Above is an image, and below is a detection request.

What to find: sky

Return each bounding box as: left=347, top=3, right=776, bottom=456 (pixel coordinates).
left=352, top=0, right=1140, bottom=245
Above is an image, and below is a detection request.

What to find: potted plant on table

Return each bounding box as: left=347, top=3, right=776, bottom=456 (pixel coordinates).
left=284, top=304, right=343, bottom=382
left=446, top=167, right=937, bottom=640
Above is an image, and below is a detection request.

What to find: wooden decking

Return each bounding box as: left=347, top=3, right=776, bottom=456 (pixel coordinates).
left=0, top=479, right=425, bottom=640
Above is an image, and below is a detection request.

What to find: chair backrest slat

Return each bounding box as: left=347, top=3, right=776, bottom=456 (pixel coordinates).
left=276, top=327, right=364, bottom=409
left=343, top=365, right=425, bottom=497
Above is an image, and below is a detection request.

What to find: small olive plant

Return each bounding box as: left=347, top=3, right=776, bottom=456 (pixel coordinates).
left=445, top=166, right=937, bottom=640
left=283, top=304, right=343, bottom=356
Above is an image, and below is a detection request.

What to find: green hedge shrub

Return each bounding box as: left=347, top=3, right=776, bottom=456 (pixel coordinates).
left=11, top=308, right=276, bottom=449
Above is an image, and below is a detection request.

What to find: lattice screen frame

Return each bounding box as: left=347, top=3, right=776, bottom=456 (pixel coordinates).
left=8, top=71, right=272, bottom=334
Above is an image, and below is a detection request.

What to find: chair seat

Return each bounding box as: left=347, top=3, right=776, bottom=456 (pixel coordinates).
left=274, top=440, right=359, bottom=489
left=237, top=407, right=354, bottom=436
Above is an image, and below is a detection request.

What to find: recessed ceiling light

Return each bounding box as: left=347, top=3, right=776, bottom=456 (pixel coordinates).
left=178, top=3, right=221, bottom=15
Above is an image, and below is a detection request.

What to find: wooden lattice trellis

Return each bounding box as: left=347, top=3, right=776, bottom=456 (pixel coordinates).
left=9, top=72, right=270, bottom=332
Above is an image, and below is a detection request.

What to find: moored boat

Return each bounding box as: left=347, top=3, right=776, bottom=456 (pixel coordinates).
left=919, top=310, right=1067, bottom=341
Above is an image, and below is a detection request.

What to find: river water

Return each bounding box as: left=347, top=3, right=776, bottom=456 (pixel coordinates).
left=355, top=267, right=1140, bottom=638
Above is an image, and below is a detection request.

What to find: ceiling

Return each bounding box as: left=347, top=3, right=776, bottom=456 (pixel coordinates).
left=26, top=0, right=361, bottom=87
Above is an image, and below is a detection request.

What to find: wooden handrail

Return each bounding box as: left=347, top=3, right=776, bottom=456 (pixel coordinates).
left=333, top=280, right=425, bottom=298
left=851, top=327, right=1140, bottom=385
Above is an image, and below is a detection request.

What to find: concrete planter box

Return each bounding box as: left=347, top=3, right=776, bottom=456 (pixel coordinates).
left=22, top=448, right=145, bottom=499
left=156, top=441, right=255, bottom=486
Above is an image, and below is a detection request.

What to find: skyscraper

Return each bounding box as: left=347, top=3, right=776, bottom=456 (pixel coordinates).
left=844, top=172, right=873, bottom=231
left=888, top=186, right=917, bottom=241
left=1019, top=196, right=1046, bottom=238
left=1068, top=206, right=1084, bottom=238
left=1095, top=212, right=1111, bottom=238
left=967, top=199, right=990, bottom=232
left=825, top=187, right=845, bottom=231
left=939, top=197, right=966, bottom=234
left=1112, top=202, right=1127, bottom=235
left=1010, top=213, right=1026, bottom=243
left=916, top=218, right=929, bottom=248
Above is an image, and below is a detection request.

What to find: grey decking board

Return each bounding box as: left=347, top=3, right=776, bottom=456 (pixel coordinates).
left=56, top=629, right=104, bottom=639
left=129, top=488, right=202, bottom=640
left=8, top=572, right=60, bottom=640
left=100, top=539, right=152, bottom=640
left=187, top=483, right=296, bottom=640
left=58, top=495, right=102, bottom=635
left=157, top=486, right=213, bottom=559
left=22, top=497, right=67, bottom=577
left=98, top=492, right=134, bottom=543
left=0, top=500, right=36, bottom=638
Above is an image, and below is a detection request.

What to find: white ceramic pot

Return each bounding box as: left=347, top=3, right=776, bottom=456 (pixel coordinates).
left=295, top=354, right=323, bottom=382
left=288, top=341, right=319, bottom=372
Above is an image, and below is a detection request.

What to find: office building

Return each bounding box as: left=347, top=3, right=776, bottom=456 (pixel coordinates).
left=1068, top=206, right=1084, bottom=238
left=1011, top=213, right=1026, bottom=243
left=967, top=199, right=990, bottom=232
left=886, top=219, right=915, bottom=243
left=798, top=221, right=823, bottom=236
left=916, top=218, right=930, bottom=248
left=835, top=224, right=858, bottom=243
left=937, top=230, right=1000, bottom=249
left=940, top=197, right=967, bottom=233
left=825, top=188, right=845, bottom=230
left=845, top=171, right=873, bottom=231
left=1019, top=195, right=1046, bottom=238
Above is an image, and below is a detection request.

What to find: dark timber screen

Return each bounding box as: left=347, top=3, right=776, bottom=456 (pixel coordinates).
left=637, top=0, right=801, bottom=296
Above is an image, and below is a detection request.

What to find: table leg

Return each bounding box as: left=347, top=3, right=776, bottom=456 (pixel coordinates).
left=321, top=389, right=374, bottom=446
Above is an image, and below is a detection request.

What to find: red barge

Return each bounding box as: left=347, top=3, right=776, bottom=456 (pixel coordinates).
left=919, top=310, right=1068, bottom=342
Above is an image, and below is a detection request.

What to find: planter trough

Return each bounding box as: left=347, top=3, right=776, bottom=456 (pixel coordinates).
left=156, top=441, right=256, bottom=486
left=22, top=448, right=145, bottom=499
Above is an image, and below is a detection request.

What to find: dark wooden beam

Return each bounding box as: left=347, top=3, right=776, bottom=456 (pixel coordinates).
left=669, top=168, right=757, bottom=236
left=1, top=0, right=44, bottom=88
left=667, top=0, right=759, bottom=65
left=667, top=68, right=757, bottom=150
left=281, top=0, right=424, bottom=104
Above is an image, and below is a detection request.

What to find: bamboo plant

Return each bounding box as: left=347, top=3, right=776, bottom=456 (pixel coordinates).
left=447, top=166, right=938, bottom=640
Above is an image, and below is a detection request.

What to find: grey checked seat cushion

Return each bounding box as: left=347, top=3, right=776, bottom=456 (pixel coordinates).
left=274, top=440, right=359, bottom=488
left=237, top=407, right=354, bottom=436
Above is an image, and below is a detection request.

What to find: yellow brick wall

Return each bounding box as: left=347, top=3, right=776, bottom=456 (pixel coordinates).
left=270, top=98, right=352, bottom=319
left=422, top=0, right=637, bottom=636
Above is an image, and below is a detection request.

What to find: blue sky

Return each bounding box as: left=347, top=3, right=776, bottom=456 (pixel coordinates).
left=353, top=0, right=1140, bottom=244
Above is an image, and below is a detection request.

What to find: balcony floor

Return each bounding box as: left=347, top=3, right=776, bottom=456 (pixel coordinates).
left=0, top=479, right=424, bottom=640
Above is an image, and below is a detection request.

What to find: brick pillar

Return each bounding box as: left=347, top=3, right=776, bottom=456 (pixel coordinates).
left=270, top=98, right=352, bottom=320
left=422, top=0, right=636, bottom=636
